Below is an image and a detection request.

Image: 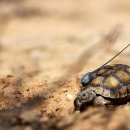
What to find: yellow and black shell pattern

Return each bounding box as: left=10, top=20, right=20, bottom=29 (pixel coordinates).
left=86, top=64, right=130, bottom=98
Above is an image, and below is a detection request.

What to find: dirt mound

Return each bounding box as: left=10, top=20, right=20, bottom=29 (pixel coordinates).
left=0, top=75, right=130, bottom=130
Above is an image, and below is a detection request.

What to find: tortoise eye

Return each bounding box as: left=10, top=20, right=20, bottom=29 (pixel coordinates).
left=83, top=94, right=86, bottom=97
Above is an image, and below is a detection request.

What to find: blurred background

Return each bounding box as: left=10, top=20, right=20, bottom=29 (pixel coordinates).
left=0, top=0, right=130, bottom=129
left=0, top=0, right=130, bottom=78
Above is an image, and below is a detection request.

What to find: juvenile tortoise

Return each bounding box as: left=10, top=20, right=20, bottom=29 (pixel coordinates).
left=74, top=44, right=130, bottom=111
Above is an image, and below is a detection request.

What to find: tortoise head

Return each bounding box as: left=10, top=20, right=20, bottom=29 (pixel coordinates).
left=80, top=72, right=93, bottom=85
left=77, top=90, right=96, bottom=103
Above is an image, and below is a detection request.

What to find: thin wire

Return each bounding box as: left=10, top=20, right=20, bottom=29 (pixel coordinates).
left=93, top=44, right=130, bottom=73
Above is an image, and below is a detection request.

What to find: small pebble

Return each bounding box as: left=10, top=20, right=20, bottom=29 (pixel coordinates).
left=67, top=94, right=73, bottom=100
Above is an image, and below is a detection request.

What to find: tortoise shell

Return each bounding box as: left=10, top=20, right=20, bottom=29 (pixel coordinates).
left=85, top=64, right=130, bottom=98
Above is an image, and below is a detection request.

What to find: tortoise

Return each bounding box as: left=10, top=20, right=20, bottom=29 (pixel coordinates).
left=74, top=44, right=130, bottom=111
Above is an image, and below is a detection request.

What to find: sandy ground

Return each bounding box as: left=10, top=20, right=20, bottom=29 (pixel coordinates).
left=0, top=0, right=130, bottom=130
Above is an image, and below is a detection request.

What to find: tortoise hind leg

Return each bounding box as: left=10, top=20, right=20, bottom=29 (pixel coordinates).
left=93, top=96, right=111, bottom=107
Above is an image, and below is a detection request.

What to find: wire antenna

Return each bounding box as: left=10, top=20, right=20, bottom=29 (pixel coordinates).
left=93, top=44, right=130, bottom=73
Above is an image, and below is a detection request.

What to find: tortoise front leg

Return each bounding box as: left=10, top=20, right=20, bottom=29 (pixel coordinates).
left=74, top=98, right=82, bottom=111
left=93, top=96, right=111, bottom=107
